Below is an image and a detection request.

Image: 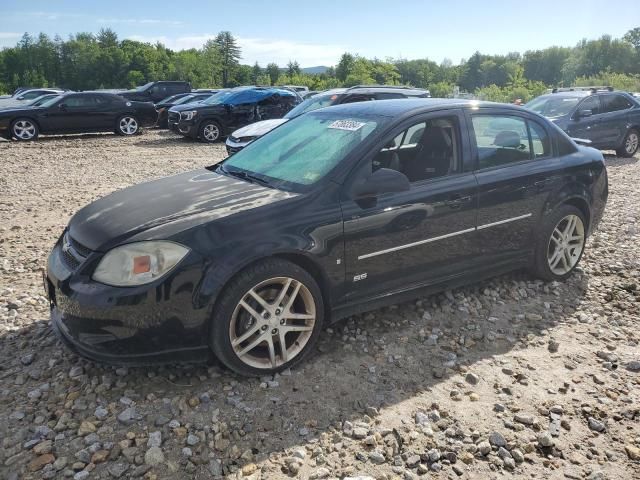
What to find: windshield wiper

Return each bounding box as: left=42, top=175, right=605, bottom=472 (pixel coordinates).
left=217, top=165, right=272, bottom=187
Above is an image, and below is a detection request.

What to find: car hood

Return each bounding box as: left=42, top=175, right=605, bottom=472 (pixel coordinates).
left=0, top=105, right=39, bottom=115
left=69, top=168, right=297, bottom=251
left=231, top=119, right=288, bottom=139
left=169, top=103, right=222, bottom=113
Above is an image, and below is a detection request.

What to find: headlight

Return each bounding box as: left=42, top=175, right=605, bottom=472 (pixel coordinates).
left=92, top=241, right=190, bottom=287
left=180, top=110, right=198, bottom=121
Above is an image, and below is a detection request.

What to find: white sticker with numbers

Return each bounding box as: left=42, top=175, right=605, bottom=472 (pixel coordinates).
left=328, top=119, right=367, bottom=131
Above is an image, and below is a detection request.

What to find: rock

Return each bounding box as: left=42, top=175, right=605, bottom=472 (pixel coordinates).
left=406, top=454, right=421, bottom=467
left=68, top=366, right=83, bottom=378
left=117, top=407, right=137, bottom=425
left=186, top=434, right=200, bottom=446
left=310, top=467, right=331, bottom=479
left=74, top=471, right=89, bottom=480
left=548, top=339, right=560, bottom=353
left=144, top=446, right=164, bottom=466
left=352, top=427, right=368, bottom=439
left=415, top=411, right=430, bottom=425
left=147, top=431, right=162, bottom=448
left=626, top=360, right=640, bottom=372
left=91, top=450, right=109, bottom=464
left=537, top=431, right=554, bottom=447
left=488, top=432, right=506, bottom=448
left=514, top=414, right=535, bottom=425
left=465, top=372, right=480, bottom=385
left=625, top=444, right=640, bottom=461
left=94, top=406, right=109, bottom=420
left=53, top=457, right=68, bottom=471
left=478, top=441, right=492, bottom=456
left=208, top=459, right=223, bottom=476
left=369, top=450, right=386, bottom=464
left=33, top=440, right=53, bottom=455
left=107, top=463, right=129, bottom=478
left=28, top=454, right=55, bottom=472
left=512, top=449, right=524, bottom=463
left=588, top=417, right=606, bottom=432
left=77, top=421, right=96, bottom=436
left=459, top=451, right=474, bottom=464
left=503, top=457, right=516, bottom=470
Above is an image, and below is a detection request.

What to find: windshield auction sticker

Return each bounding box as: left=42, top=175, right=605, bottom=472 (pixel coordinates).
left=328, top=120, right=367, bottom=131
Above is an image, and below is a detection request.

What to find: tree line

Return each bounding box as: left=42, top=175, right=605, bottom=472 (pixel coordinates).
left=1, top=27, right=639, bottom=102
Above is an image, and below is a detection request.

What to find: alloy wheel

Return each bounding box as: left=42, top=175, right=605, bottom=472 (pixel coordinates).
left=119, top=117, right=138, bottom=135
left=203, top=123, right=220, bottom=141
left=229, top=277, right=316, bottom=370
left=13, top=120, right=36, bottom=140
left=547, top=214, right=585, bottom=275
left=625, top=132, right=639, bottom=155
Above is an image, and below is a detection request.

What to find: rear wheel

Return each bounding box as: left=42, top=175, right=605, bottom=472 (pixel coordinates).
left=198, top=120, right=221, bottom=143
left=11, top=118, right=39, bottom=141
left=210, top=259, right=324, bottom=376
left=531, top=205, right=587, bottom=281
left=616, top=129, right=639, bottom=158
left=116, top=115, right=139, bottom=136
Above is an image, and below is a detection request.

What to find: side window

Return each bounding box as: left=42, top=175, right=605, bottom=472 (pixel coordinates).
left=341, top=94, right=375, bottom=104
left=601, top=94, right=633, bottom=113
left=577, top=96, right=601, bottom=116
left=471, top=115, right=530, bottom=169
left=375, top=92, right=406, bottom=100
left=372, top=116, right=460, bottom=183
left=64, top=95, right=96, bottom=107
left=528, top=121, right=551, bottom=158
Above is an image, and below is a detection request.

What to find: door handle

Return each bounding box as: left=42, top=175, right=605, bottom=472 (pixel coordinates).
left=445, top=195, right=471, bottom=209
left=533, top=180, right=548, bottom=190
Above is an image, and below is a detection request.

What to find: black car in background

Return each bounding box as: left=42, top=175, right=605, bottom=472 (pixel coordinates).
left=119, top=81, right=192, bottom=103
left=0, top=92, right=157, bottom=141
left=155, top=92, right=221, bottom=128
left=226, top=85, right=431, bottom=154
left=526, top=87, right=640, bottom=157
left=169, top=87, right=299, bottom=142
left=46, top=99, right=607, bottom=375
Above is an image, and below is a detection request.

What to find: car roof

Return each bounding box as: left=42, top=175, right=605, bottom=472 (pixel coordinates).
left=346, top=86, right=430, bottom=95
left=314, top=98, right=527, bottom=117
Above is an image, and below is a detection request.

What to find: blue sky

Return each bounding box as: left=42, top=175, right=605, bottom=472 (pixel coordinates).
left=0, top=0, right=638, bottom=67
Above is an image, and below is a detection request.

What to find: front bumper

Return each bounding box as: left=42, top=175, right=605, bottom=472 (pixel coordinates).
left=170, top=119, right=198, bottom=138
left=45, top=239, right=211, bottom=365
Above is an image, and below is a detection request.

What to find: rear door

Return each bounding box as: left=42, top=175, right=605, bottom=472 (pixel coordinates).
left=468, top=108, right=561, bottom=264
left=340, top=110, right=479, bottom=302
left=598, top=94, right=635, bottom=147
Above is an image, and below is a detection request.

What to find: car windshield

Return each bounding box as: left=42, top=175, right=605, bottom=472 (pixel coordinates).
left=202, top=89, right=294, bottom=106
left=173, top=95, right=197, bottom=105
left=284, top=93, right=342, bottom=119
left=217, top=111, right=383, bottom=191
left=135, top=82, right=155, bottom=92
left=29, top=94, right=58, bottom=106
left=158, top=94, right=181, bottom=104
left=525, top=95, right=582, bottom=118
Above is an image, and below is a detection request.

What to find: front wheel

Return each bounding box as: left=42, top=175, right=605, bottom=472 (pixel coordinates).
left=198, top=120, right=222, bottom=143
left=11, top=118, right=39, bottom=141
left=616, top=129, right=639, bottom=158
left=116, top=115, right=139, bottom=136
left=210, top=259, right=324, bottom=376
left=531, top=205, right=587, bottom=281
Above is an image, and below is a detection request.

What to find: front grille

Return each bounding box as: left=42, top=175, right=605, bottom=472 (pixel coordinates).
left=60, top=232, right=93, bottom=271
left=168, top=111, right=179, bottom=124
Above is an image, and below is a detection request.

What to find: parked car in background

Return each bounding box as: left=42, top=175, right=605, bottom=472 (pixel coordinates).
left=0, top=93, right=60, bottom=110
left=13, top=88, right=65, bottom=101
left=46, top=99, right=607, bottom=375
left=155, top=91, right=221, bottom=128
left=525, top=86, right=640, bottom=157
left=226, top=85, right=431, bottom=154
left=301, top=90, right=319, bottom=99
left=119, top=81, right=192, bottom=103
left=169, top=87, right=299, bottom=143
left=0, top=92, right=157, bottom=141
left=282, top=85, right=309, bottom=96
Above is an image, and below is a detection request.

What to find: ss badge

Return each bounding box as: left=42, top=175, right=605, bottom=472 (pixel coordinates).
left=353, top=273, right=368, bottom=282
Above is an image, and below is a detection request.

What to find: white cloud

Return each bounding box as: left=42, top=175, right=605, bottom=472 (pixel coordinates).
left=124, top=34, right=345, bottom=67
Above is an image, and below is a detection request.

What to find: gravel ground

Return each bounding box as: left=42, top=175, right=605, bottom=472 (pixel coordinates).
left=0, top=129, right=639, bottom=480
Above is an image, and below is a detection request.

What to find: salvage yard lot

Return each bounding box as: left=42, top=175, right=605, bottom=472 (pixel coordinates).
left=0, top=130, right=639, bottom=479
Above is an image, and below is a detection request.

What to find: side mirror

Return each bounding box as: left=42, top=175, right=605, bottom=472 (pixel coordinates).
left=58, top=103, right=67, bottom=111
left=577, top=109, right=592, bottom=118
left=17, top=96, right=25, bottom=100
left=353, top=168, right=410, bottom=198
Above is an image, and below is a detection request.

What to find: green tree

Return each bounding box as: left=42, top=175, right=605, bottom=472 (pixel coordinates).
left=287, top=60, right=300, bottom=77
left=213, top=31, right=241, bottom=87
left=266, top=62, right=280, bottom=85
left=336, top=53, right=355, bottom=82
left=251, top=62, right=262, bottom=84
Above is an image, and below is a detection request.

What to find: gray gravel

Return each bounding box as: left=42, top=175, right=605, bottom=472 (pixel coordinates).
left=1, top=130, right=639, bottom=479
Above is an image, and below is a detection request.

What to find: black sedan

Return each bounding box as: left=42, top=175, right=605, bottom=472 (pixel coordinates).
left=0, top=92, right=157, bottom=141
left=46, top=99, right=608, bottom=376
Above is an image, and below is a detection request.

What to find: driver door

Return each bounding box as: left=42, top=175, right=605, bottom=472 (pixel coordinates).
left=339, top=111, right=479, bottom=303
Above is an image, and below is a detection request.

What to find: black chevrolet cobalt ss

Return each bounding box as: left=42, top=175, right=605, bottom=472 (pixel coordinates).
left=46, top=99, right=608, bottom=376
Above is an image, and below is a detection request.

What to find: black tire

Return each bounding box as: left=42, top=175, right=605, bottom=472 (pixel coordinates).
left=616, top=129, right=639, bottom=158
left=115, top=115, right=139, bottom=136
left=531, top=205, right=587, bottom=282
left=198, top=120, right=222, bottom=143
left=11, top=118, right=39, bottom=141
left=210, top=259, right=324, bottom=376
